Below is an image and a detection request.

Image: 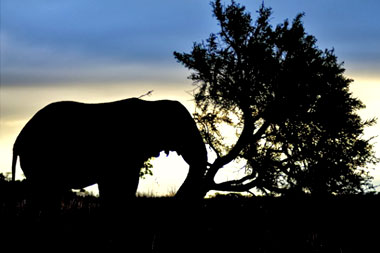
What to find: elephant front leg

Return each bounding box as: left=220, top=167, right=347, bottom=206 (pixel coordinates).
left=98, top=178, right=137, bottom=216
left=97, top=162, right=141, bottom=208
left=97, top=165, right=142, bottom=247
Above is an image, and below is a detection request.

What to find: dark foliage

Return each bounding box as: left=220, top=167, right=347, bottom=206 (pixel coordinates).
left=174, top=0, right=378, bottom=196
left=1, top=176, right=380, bottom=252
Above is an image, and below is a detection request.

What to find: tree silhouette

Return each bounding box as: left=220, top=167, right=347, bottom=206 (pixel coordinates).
left=174, top=0, right=378, bottom=196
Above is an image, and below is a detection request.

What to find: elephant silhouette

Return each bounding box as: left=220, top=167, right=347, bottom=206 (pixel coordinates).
left=11, top=98, right=208, bottom=209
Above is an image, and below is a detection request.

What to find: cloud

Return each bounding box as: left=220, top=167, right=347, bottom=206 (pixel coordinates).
left=0, top=32, right=191, bottom=86
left=2, top=62, right=191, bottom=86
left=0, top=0, right=213, bottom=64
left=0, top=0, right=214, bottom=86
left=2, top=0, right=379, bottom=86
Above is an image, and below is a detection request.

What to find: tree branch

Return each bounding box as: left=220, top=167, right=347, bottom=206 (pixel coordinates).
left=198, top=118, right=222, bottom=159
left=204, top=113, right=270, bottom=190
left=212, top=173, right=259, bottom=192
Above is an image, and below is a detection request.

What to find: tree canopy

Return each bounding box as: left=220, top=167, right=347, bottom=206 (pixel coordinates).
left=174, top=0, right=377, bottom=196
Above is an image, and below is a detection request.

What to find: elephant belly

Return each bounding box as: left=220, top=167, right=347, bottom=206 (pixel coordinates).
left=18, top=132, right=136, bottom=191
left=19, top=149, right=103, bottom=190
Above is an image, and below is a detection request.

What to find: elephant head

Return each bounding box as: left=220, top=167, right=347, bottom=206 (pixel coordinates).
left=125, top=99, right=208, bottom=199
left=158, top=100, right=208, bottom=199
left=12, top=98, right=208, bottom=204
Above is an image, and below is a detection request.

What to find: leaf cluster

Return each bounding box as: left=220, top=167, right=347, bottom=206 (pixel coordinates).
left=140, top=159, right=154, bottom=179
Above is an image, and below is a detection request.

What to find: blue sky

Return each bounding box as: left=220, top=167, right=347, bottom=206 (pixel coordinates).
left=1, top=0, right=380, bottom=193
left=1, top=0, right=212, bottom=85
left=2, top=0, right=379, bottom=85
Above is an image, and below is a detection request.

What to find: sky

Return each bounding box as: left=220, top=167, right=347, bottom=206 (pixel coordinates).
left=1, top=0, right=380, bottom=195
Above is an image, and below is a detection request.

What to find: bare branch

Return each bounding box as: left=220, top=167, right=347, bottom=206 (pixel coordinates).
left=205, top=114, right=270, bottom=190
left=195, top=113, right=222, bottom=159
left=212, top=173, right=259, bottom=192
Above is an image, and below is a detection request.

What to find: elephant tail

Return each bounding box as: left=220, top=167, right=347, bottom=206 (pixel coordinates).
left=12, top=147, right=18, bottom=182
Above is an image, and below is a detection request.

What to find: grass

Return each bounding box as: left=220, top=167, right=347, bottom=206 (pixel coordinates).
left=136, top=186, right=177, bottom=198
left=1, top=176, right=380, bottom=252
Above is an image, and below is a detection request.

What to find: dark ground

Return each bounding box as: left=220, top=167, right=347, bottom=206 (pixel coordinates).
left=1, top=182, right=380, bottom=252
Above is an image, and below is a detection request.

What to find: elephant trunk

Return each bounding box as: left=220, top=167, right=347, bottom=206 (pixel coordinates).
left=175, top=143, right=208, bottom=200
left=176, top=164, right=207, bottom=199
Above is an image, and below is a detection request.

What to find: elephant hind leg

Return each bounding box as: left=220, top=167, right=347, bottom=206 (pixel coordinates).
left=27, top=181, right=68, bottom=219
